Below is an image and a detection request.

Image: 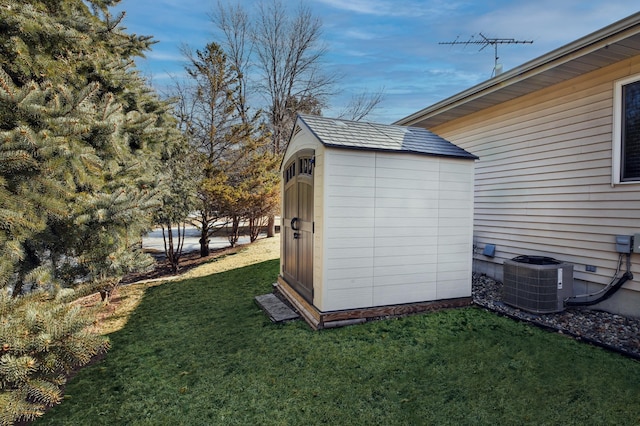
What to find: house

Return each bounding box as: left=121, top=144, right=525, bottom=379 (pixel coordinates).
left=396, top=12, right=640, bottom=318
left=277, top=114, right=477, bottom=329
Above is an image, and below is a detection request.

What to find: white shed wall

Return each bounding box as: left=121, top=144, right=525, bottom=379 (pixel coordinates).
left=312, top=143, right=325, bottom=309
left=319, top=148, right=474, bottom=312
left=431, top=58, right=640, bottom=312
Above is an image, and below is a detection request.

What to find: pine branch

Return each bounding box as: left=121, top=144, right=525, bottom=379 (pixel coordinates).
left=0, top=291, right=109, bottom=422
left=25, top=378, right=63, bottom=406
left=0, top=390, right=45, bottom=426
left=0, top=67, right=16, bottom=102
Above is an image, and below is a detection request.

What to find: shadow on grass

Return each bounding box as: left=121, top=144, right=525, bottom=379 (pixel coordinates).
left=42, top=259, right=640, bottom=425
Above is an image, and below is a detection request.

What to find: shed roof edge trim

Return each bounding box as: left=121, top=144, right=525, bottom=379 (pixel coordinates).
left=320, top=142, right=478, bottom=160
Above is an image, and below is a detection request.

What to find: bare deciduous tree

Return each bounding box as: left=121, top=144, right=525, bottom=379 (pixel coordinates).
left=212, top=2, right=253, bottom=122
left=337, top=88, right=385, bottom=122
left=212, top=0, right=338, bottom=237
left=211, top=0, right=384, bottom=237
left=252, top=0, right=337, bottom=154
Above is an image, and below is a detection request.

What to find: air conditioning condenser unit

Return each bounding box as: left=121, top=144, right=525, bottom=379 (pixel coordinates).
left=503, top=256, right=574, bottom=314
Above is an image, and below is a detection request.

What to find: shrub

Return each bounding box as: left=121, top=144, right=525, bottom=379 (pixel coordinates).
left=0, top=291, right=109, bottom=425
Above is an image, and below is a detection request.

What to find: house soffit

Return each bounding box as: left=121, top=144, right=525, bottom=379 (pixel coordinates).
left=396, top=12, right=640, bottom=129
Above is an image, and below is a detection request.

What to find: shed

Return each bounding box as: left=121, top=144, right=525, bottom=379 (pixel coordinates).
left=276, top=114, right=478, bottom=329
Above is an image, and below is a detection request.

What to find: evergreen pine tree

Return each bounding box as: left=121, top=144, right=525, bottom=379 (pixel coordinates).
left=0, top=1, right=185, bottom=421
left=176, top=41, right=280, bottom=251
left=177, top=42, right=243, bottom=256
left=0, top=0, right=180, bottom=295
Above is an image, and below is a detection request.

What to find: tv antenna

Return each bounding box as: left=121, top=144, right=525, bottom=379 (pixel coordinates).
left=439, top=33, right=533, bottom=77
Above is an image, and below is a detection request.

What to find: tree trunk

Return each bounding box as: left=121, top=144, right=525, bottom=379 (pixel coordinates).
left=11, top=281, right=24, bottom=298
left=228, top=216, right=240, bottom=247
left=267, top=214, right=275, bottom=237
left=162, top=222, right=183, bottom=274
left=249, top=216, right=268, bottom=242
left=199, top=226, right=210, bottom=257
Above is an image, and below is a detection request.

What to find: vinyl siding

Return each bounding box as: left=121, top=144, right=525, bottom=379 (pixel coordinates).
left=431, top=58, right=640, bottom=292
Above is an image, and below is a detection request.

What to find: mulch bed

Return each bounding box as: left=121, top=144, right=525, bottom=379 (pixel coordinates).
left=120, top=245, right=242, bottom=284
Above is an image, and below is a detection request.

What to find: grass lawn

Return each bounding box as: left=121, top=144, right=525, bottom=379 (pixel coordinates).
left=41, top=258, right=640, bottom=425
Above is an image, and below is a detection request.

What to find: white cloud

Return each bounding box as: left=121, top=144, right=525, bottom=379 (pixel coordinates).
left=145, top=51, right=185, bottom=62
left=314, top=0, right=404, bottom=16
left=467, top=1, right=639, bottom=52
left=313, top=0, right=465, bottom=18
left=343, top=29, right=378, bottom=41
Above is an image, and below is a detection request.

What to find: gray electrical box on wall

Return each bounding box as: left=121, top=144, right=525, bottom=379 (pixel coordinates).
left=634, top=233, right=640, bottom=253
left=616, top=235, right=632, bottom=253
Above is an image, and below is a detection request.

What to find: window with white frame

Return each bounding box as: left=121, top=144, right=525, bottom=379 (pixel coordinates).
left=613, top=75, right=640, bottom=184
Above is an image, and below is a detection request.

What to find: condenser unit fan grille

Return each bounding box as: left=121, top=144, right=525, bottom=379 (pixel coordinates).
left=503, top=257, right=573, bottom=314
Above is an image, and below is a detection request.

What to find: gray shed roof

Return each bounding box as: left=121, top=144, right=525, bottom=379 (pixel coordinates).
left=297, top=114, right=478, bottom=160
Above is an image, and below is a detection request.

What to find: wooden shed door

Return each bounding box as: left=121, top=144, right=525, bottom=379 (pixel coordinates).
left=282, top=151, right=314, bottom=303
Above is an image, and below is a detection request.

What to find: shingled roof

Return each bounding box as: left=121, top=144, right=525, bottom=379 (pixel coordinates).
left=297, top=114, right=478, bottom=160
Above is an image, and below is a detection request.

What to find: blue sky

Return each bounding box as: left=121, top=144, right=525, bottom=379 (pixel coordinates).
left=113, top=1, right=639, bottom=124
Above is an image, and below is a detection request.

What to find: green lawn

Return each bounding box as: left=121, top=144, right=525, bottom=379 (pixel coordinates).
left=41, top=259, right=640, bottom=425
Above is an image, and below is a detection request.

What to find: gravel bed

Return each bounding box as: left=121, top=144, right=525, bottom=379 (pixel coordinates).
left=472, top=273, right=640, bottom=360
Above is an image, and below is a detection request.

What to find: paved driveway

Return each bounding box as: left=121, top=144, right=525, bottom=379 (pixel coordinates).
left=142, top=226, right=253, bottom=254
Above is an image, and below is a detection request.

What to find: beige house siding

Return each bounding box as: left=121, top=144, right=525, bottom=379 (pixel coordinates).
left=431, top=58, right=640, bottom=296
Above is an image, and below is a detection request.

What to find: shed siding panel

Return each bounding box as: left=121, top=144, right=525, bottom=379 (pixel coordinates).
left=437, top=158, right=474, bottom=299
left=371, top=152, right=440, bottom=308
left=321, top=149, right=376, bottom=310
left=320, top=149, right=474, bottom=311
left=431, top=59, right=640, bottom=291
left=374, top=254, right=439, bottom=267
left=373, top=283, right=438, bottom=307
left=326, top=287, right=373, bottom=311
left=370, top=153, right=473, bottom=308
left=312, top=142, right=325, bottom=309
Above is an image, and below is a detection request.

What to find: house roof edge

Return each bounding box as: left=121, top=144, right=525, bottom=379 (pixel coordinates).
left=395, top=11, right=640, bottom=127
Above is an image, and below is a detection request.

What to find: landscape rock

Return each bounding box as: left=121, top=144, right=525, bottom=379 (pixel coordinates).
left=472, top=273, right=640, bottom=359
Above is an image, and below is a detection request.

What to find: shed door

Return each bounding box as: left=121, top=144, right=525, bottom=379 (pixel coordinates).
left=282, top=151, right=314, bottom=303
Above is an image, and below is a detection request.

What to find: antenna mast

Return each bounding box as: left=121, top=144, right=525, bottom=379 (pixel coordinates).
left=439, top=33, right=533, bottom=76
